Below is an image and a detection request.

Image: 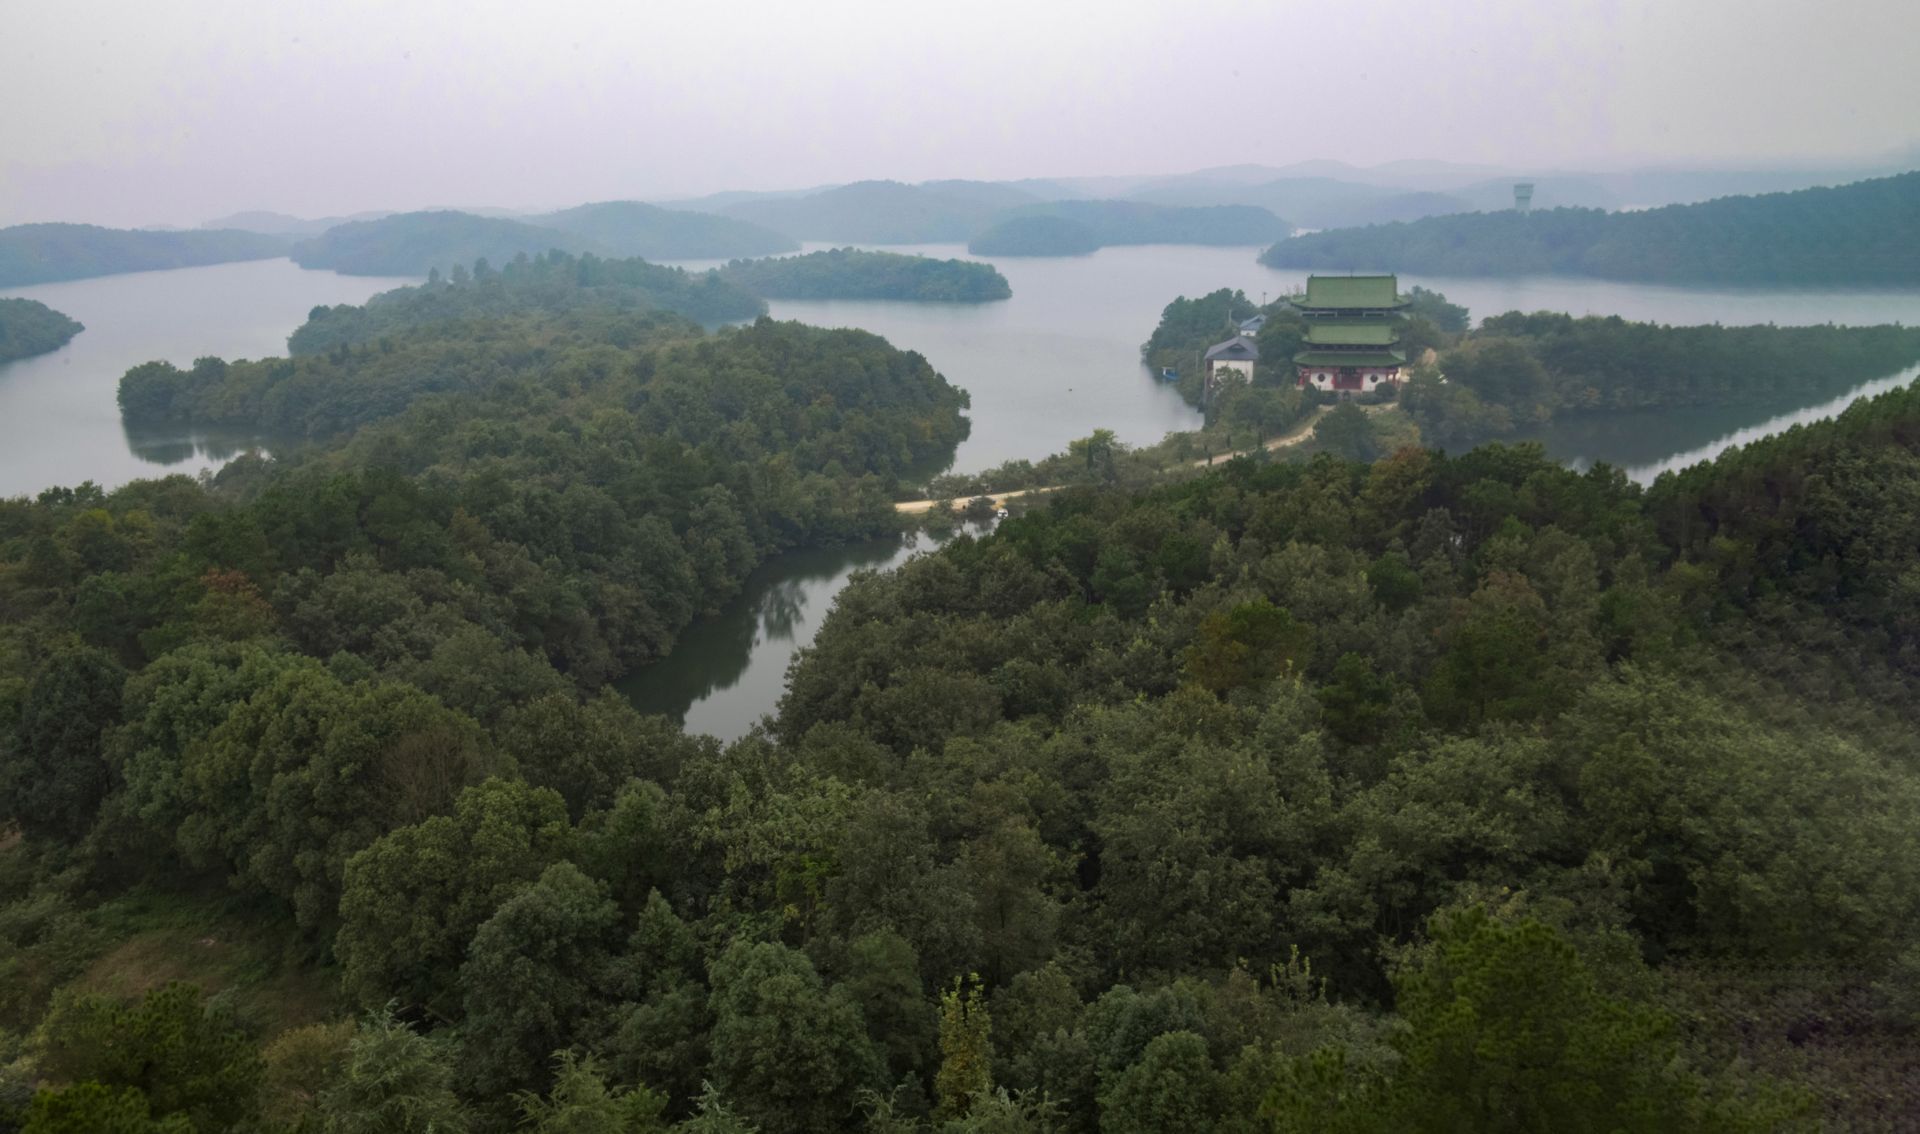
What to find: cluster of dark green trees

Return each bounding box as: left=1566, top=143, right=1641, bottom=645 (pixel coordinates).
left=0, top=224, right=291, bottom=288
left=1261, top=171, right=1920, bottom=284
left=717, top=250, right=1011, bottom=303
left=1403, top=313, right=1920, bottom=448
left=286, top=252, right=767, bottom=357
left=0, top=299, right=84, bottom=364
left=9, top=317, right=1920, bottom=1126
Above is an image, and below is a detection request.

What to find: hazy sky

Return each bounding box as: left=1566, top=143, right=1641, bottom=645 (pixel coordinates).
left=4, top=0, right=1916, bottom=227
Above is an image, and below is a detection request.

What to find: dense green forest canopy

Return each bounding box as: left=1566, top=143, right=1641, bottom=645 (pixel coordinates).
left=288, top=211, right=602, bottom=276
left=0, top=297, right=85, bottom=363
left=966, top=215, right=1103, bottom=257
left=0, top=223, right=291, bottom=287
left=286, top=250, right=766, bottom=355
left=1404, top=313, right=1920, bottom=448
left=1261, top=171, right=1920, bottom=284
left=11, top=368, right=1920, bottom=1127
left=529, top=201, right=801, bottom=260
left=718, top=248, right=1012, bottom=302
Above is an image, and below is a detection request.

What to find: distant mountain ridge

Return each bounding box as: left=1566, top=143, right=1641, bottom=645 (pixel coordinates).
left=0, top=223, right=291, bottom=287
left=289, top=211, right=598, bottom=276
left=531, top=201, right=798, bottom=260
left=1259, top=170, right=1920, bottom=285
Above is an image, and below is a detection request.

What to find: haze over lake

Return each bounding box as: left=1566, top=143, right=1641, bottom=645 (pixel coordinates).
left=0, top=259, right=414, bottom=498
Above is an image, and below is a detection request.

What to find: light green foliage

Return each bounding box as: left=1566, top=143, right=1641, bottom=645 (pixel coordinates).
left=935, top=976, right=992, bottom=1119
left=259, top=1020, right=354, bottom=1131
left=514, top=1051, right=668, bottom=1133
left=36, top=982, right=261, bottom=1133
left=337, top=778, right=576, bottom=1013
left=175, top=663, right=495, bottom=932
left=20, top=1082, right=194, bottom=1134
left=458, top=863, right=626, bottom=1094
left=1097, top=1030, right=1220, bottom=1134
left=706, top=941, right=878, bottom=1134
left=318, top=1008, right=470, bottom=1134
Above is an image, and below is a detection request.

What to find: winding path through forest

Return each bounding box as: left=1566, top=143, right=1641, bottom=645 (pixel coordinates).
left=892, top=403, right=1359, bottom=514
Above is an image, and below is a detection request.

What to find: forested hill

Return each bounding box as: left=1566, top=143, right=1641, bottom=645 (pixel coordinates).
left=0, top=222, right=291, bottom=287
left=531, top=200, right=800, bottom=259
left=1403, top=313, right=1920, bottom=447
left=0, top=297, right=85, bottom=362
left=286, top=250, right=766, bottom=354
left=288, top=210, right=601, bottom=275
left=718, top=248, right=1012, bottom=301
left=722, top=179, right=1017, bottom=243
left=966, top=214, right=1103, bottom=256
left=10, top=367, right=1920, bottom=1126
left=1261, top=170, right=1920, bottom=284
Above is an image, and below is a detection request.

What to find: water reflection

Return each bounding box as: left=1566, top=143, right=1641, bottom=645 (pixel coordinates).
left=619, top=527, right=987, bottom=739
left=120, top=417, right=275, bottom=467
left=1514, top=364, right=1920, bottom=483
left=0, top=258, right=414, bottom=498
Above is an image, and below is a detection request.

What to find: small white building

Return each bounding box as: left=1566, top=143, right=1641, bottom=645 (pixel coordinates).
left=1203, top=334, right=1259, bottom=386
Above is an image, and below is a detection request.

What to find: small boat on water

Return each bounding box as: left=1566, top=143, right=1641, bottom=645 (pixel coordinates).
left=1159, top=367, right=1178, bottom=382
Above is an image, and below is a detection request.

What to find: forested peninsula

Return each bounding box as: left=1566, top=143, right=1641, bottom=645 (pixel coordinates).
left=718, top=248, right=1011, bottom=301
left=286, top=251, right=766, bottom=356
left=0, top=297, right=85, bottom=362
left=1260, top=171, right=1920, bottom=284
left=10, top=348, right=1920, bottom=1126
left=0, top=223, right=291, bottom=287
left=1404, top=313, right=1920, bottom=447
left=967, top=215, right=1103, bottom=256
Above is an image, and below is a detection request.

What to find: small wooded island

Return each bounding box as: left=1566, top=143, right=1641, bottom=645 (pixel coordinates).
left=717, top=247, right=1011, bottom=301
left=288, top=251, right=767, bottom=355
left=0, top=298, right=85, bottom=362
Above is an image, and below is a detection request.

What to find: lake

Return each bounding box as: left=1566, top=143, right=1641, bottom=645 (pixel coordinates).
left=0, top=258, right=415, bottom=499
left=5, top=246, right=1920, bottom=740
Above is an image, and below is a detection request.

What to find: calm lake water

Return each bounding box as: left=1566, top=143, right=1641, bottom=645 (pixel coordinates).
left=5, top=246, right=1920, bottom=739
left=0, top=259, right=415, bottom=498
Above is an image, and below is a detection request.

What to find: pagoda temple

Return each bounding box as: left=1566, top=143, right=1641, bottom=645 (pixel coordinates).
left=1287, top=274, right=1409, bottom=396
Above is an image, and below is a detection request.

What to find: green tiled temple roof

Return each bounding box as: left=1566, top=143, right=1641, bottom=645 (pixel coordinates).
left=1295, top=275, right=1406, bottom=309
left=1292, top=349, right=1408, bottom=368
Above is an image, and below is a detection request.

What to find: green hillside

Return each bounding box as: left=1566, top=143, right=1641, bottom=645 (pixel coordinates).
left=1261, top=171, right=1920, bottom=284
left=289, top=210, right=597, bottom=275
left=532, top=200, right=799, bottom=259
left=0, top=297, right=85, bottom=362
left=0, top=223, right=290, bottom=287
